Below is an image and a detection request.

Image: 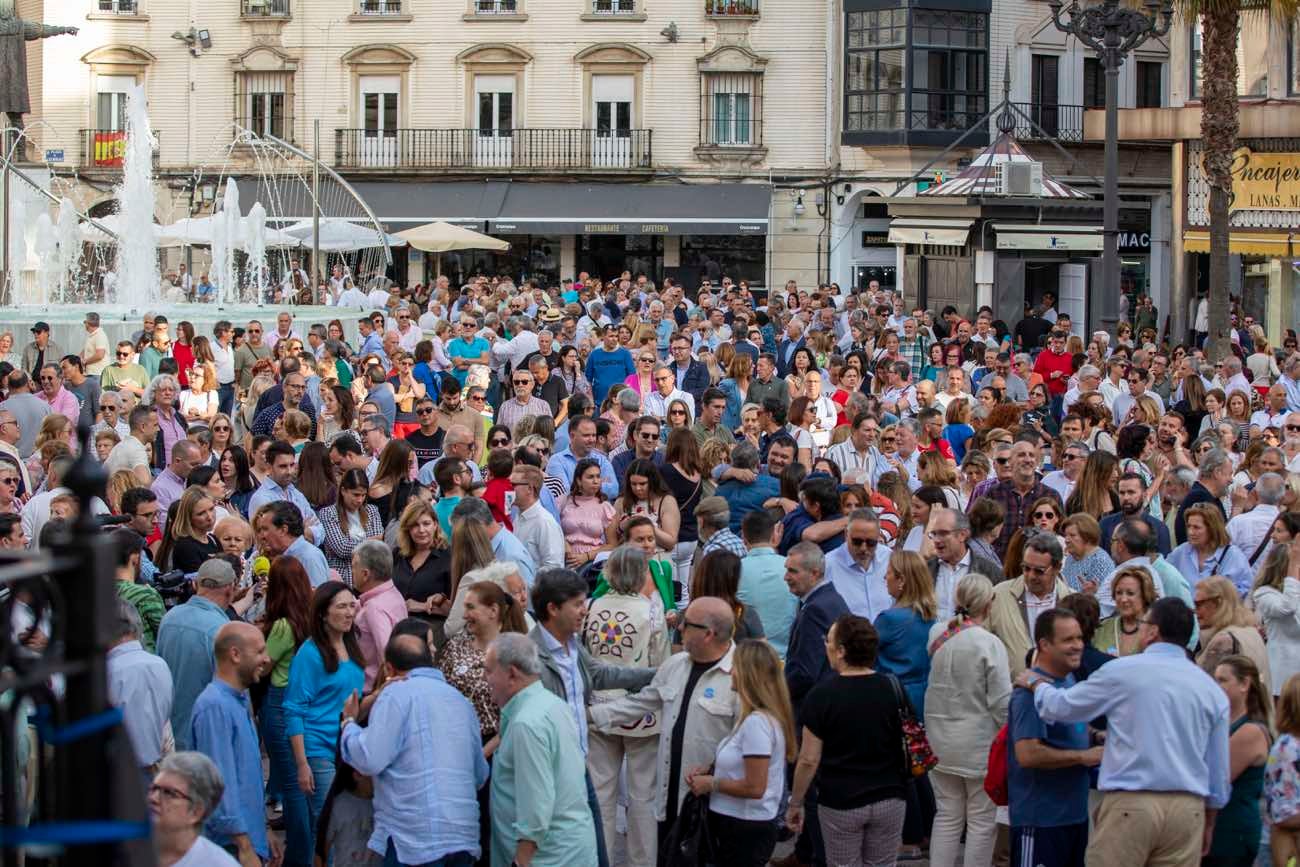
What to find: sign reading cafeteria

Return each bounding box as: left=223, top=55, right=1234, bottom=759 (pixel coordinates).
left=1228, top=148, right=1300, bottom=211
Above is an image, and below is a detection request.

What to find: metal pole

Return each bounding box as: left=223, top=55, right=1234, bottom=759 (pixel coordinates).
left=313, top=118, right=321, bottom=305
left=2, top=162, right=9, bottom=307
left=1102, top=38, right=1121, bottom=337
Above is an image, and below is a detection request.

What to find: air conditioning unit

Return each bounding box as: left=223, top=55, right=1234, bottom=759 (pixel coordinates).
left=996, top=161, right=1044, bottom=197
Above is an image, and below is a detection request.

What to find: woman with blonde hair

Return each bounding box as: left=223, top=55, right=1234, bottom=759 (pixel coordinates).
left=876, top=550, right=938, bottom=714
left=1195, top=575, right=1271, bottom=689
left=106, top=468, right=141, bottom=514
left=1253, top=539, right=1300, bottom=698
left=156, top=486, right=219, bottom=574
left=1207, top=654, right=1272, bottom=864
left=282, top=409, right=312, bottom=454
left=720, top=352, right=754, bottom=431
left=179, top=360, right=218, bottom=424
left=393, top=499, right=453, bottom=637
left=1093, top=566, right=1157, bottom=657
left=585, top=545, right=672, bottom=866
left=924, top=572, right=1009, bottom=867
left=688, top=639, right=795, bottom=866
left=918, top=451, right=961, bottom=509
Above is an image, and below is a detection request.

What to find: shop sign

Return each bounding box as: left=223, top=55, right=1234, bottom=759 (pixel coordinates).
left=1229, top=148, right=1300, bottom=212
left=861, top=232, right=890, bottom=247
left=1118, top=230, right=1150, bottom=251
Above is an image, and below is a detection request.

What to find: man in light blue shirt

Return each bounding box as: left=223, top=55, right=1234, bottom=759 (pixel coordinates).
left=190, top=621, right=273, bottom=865
left=156, top=559, right=234, bottom=751
left=824, top=509, right=894, bottom=622
left=341, top=633, right=489, bottom=865
left=546, top=416, right=619, bottom=500
left=738, top=509, right=797, bottom=659
left=107, top=600, right=173, bottom=783
left=247, top=441, right=324, bottom=545
left=451, top=497, right=537, bottom=588
left=1282, top=357, right=1300, bottom=412
left=253, top=500, right=331, bottom=588
left=485, top=633, right=597, bottom=867
left=356, top=316, right=388, bottom=369
left=1016, top=597, right=1230, bottom=866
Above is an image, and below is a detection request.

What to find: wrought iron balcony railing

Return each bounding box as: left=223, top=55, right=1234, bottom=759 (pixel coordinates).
left=334, top=127, right=654, bottom=171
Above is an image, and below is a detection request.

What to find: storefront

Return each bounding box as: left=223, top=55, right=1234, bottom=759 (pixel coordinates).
left=1181, top=140, right=1300, bottom=339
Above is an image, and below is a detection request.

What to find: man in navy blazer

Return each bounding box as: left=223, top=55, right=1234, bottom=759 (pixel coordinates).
left=667, top=335, right=711, bottom=410
left=784, top=541, right=850, bottom=708
left=776, top=318, right=807, bottom=379
left=782, top=540, right=848, bottom=867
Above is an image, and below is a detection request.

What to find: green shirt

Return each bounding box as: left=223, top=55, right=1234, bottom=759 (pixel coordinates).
left=116, top=580, right=165, bottom=653
left=100, top=363, right=149, bottom=394
left=491, top=681, right=597, bottom=867
left=591, top=557, right=675, bottom=612
left=265, top=618, right=299, bottom=688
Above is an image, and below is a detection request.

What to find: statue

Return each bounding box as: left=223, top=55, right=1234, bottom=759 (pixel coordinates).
left=0, top=0, right=78, bottom=153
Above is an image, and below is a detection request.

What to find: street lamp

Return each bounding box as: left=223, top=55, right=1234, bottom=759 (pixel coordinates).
left=1046, top=0, right=1173, bottom=337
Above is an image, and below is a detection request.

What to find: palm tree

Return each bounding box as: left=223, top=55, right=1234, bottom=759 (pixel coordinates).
left=1179, top=0, right=1297, bottom=360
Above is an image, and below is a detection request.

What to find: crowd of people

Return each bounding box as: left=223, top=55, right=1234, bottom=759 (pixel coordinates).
left=4, top=271, right=1300, bottom=867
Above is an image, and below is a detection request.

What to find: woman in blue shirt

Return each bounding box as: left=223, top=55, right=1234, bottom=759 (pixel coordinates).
left=874, top=549, right=939, bottom=857
left=1166, top=503, right=1254, bottom=598
left=282, top=580, right=366, bottom=867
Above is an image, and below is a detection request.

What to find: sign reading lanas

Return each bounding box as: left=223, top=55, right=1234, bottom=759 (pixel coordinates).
left=1228, top=148, right=1300, bottom=212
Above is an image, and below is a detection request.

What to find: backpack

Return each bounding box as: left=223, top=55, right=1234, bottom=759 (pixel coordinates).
left=983, top=723, right=1010, bottom=807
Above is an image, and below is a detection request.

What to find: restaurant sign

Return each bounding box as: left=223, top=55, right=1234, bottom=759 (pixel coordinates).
left=1229, top=148, right=1300, bottom=212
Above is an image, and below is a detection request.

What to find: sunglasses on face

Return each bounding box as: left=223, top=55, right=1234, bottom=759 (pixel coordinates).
left=416, top=407, right=435, bottom=415
left=468, top=395, right=486, bottom=402
left=669, top=409, right=686, bottom=416
left=491, top=438, right=510, bottom=446
left=1033, top=511, right=1057, bottom=520
left=848, top=536, right=879, bottom=548
left=116, top=352, right=130, bottom=359
left=513, top=379, right=531, bottom=386
left=247, top=328, right=262, bottom=334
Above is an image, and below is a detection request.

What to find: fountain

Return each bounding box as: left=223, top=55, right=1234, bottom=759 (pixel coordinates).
left=113, top=85, right=158, bottom=313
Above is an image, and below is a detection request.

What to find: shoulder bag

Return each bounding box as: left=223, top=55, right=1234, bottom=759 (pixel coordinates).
left=886, top=673, right=938, bottom=778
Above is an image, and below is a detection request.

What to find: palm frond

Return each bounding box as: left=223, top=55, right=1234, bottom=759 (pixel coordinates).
left=1174, top=0, right=1300, bottom=21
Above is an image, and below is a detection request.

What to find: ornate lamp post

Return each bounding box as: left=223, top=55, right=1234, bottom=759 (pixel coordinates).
left=1046, top=0, right=1173, bottom=336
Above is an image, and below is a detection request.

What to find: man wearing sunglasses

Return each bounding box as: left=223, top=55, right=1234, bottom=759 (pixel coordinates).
left=823, top=508, right=892, bottom=621
left=988, top=532, right=1074, bottom=678
left=232, top=320, right=271, bottom=393
left=1250, top=384, right=1292, bottom=438
left=496, top=367, right=551, bottom=432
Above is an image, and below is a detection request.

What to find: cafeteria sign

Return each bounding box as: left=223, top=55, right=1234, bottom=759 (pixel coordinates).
left=1229, top=148, right=1300, bottom=212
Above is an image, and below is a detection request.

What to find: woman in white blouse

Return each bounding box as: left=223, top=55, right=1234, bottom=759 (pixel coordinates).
left=687, top=639, right=796, bottom=867
left=924, top=573, right=1011, bottom=867
left=178, top=363, right=218, bottom=424
left=1252, top=536, right=1300, bottom=698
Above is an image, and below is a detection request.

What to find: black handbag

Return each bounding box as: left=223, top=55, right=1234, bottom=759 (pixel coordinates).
left=661, top=789, right=716, bottom=867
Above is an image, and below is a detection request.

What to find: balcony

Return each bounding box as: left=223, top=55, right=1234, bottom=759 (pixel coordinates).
left=1011, top=102, right=1085, bottom=144
left=241, top=0, right=290, bottom=17
left=590, top=0, right=637, bottom=14
left=334, top=128, right=653, bottom=172
left=705, top=0, right=759, bottom=16
left=80, top=129, right=160, bottom=171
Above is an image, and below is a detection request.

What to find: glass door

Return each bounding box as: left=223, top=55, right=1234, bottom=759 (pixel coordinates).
left=94, top=75, right=134, bottom=167
left=474, top=75, right=514, bottom=168
left=592, top=74, right=633, bottom=168
left=360, top=75, right=399, bottom=167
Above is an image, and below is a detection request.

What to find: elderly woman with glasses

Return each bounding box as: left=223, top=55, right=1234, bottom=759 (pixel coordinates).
left=623, top=348, right=658, bottom=406
left=149, top=752, right=244, bottom=866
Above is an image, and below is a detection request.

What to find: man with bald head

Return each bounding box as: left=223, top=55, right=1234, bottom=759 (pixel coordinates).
left=189, top=620, right=276, bottom=866
left=590, top=595, right=739, bottom=857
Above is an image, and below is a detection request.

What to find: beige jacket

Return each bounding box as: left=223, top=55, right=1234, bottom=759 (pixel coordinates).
left=589, top=644, right=738, bottom=820
left=986, top=577, right=1075, bottom=678
left=583, top=591, right=672, bottom=736
left=924, top=621, right=1011, bottom=779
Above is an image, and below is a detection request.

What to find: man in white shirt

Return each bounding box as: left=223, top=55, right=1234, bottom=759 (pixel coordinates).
left=575, top=301, right=611, bottom=345
left=81, top=312, right=111, bottom=383
left=264, top=312, right=300, bottom=353
left=824, top=413, right=881, bottom=481
left=212, top=320, right=237, bottom=417
left=1042, top=441, right=1089, bottom=502
left=1250, top=387, right=1291, bottom=437
left=394, top=306, right=422, bottom=354
left=1063, top=364, right=1102, bottom=415
left=1226, top=472, right=1284, bottom=564
left=643, top=363, right=695, bottom=420
left=509, top=465, right=565, bottom=571
left=824, top=509, right=893, bottom=621
left=927, top=509, right=1001, bottom=620
left=1221, top=356, right=1252, bottom=400
left=1099, top=357, right=1128, bottom=410
left=1112, top=366, right=1163, bottom=426
left=106, top=405, right=159, bottom=486
left=491, top=317, right=540, bottom=376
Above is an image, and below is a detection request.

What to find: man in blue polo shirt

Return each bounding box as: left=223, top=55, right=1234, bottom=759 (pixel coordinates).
left=584, top=326, right=635, bottom=406
left=1007, top=607, right=1102, bottom=867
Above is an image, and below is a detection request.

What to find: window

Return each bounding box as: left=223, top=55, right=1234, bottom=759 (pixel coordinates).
left=1083, top=57, right=1105, bottom=108
left=97, top=0, right=137, bottom=12
left=702, top=73, right=762, bottom=146
left=358, top=0, right=401, bottom=12
left=680, top=235, right=766, bottom=287
left=1030, top=54, right=1059, bottom=136
left=236, top=72, right=293, bottom=141
left=242, top=0, right=289, bottom=15
left=1136, top=61, right=1162, bottom=107
left=844, top=8, right=906, bottom=131
left=705, top=0, right=759, bottom=14
left=910, top=10, right=987, bottom=132
left=474, top=0, right=518, bottom=12
left=1292, top=23, right=1300, bottom=94
left=591, top=0, right=636, bottom=13
left=1190, top=23, right=1202, bottom=98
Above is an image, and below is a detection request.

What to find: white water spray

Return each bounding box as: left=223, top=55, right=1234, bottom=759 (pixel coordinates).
left=54, top=198, right=80, bottom=304
left=32, top=214, right=56, bottom=308
left=114, top=84, right=159, bottom=311
left=244, top=202, right=267, bottom=302
left=217, top=180, right=241, bottom=306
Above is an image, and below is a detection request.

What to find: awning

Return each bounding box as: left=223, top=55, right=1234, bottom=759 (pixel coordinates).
left=887, top=218, right=973, bottom=246
left=489, top=182, right=770, bottom=235
left=993, top=223, right=1103, bottom=252
left=238, top=179, right=770, bottom=236
left=1183, top=230, right=1297, bottom=256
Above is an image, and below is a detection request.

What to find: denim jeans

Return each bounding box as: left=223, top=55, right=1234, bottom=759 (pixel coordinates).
left=586, top=770, right=610, bottom=867
left=218, top=382, right=235, bottom=417
left=260, top=685, right=288, bottom=802
left=281, top=752, right=335, bottom=867
left=382, top=839, right=476, bottom=867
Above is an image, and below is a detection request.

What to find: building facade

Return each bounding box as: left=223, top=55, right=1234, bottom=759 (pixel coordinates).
left=16, top=0, right=835, bottom=289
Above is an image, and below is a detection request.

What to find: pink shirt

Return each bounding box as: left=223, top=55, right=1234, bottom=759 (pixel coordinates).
left=354, top=580, right=407, bottom=690
left=40, top=387, right=81, bottom=426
